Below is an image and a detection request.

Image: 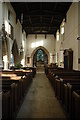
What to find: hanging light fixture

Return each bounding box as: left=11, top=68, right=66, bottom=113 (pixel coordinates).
left=59, top=42, right=64, bottom=51
left=45, top=34, right=46, bottom=39
left=21, top=13, right=23, bottom=24
left=56, top=30, right=59, bottom=41
left=19, top=42, right=24, bottom=53
left=35, top=34, right=37, bottom=39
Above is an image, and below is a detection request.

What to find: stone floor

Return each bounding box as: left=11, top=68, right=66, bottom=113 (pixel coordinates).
left=17, top=70, right=67, bottom=119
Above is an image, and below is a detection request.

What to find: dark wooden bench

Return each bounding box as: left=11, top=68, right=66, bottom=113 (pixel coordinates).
left=1, top=71, right=33, bottom=119
left=61, top=78, right=80, bottom=102
left=47, top=70, right=80, bottom=89
left=21, top=67, right=36, bottom=77
left=2, top=80, right=19, bottom=111
left=55, top=77, right=80, bottom=100
left=64, top=83, right=80, bottom=118
left=2, top=76, right=23, bottom=101
left=72, top=90, right=80, bottom=120
left=1, top=71, right=33, bottom=97
left=2, top=90, right=10, bottom=119
left=2, top=83, right=16, bottom=119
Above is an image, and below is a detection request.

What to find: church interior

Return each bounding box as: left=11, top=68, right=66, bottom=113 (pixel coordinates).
left=0, top=1, right=80, bottom=120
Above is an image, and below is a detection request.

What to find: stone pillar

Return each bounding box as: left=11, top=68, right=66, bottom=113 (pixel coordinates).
left=78, top=2, right=80, bottom=70
left=0, top=31, right=2, bottom=120
left=0, top=31, right=2, bottom=68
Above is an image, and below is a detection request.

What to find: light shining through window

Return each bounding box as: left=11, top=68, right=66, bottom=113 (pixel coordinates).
left=56, top=30, right=59, bottom=41
left=61, top=27, right=64, bottom=35
left=22, top=41, right=24, bottom=48
left=3, top=55, right=8, bottom=69
left=21, top=59, right=24, bottom=67
left=5, top=21, right=11, bottom=34
left=5, top=21, right=9, bottom=33
left=3, top=55, right=7, bottom=62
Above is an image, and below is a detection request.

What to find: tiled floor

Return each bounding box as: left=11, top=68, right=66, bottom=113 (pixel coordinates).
left=17, top=72, right=67, bottom=119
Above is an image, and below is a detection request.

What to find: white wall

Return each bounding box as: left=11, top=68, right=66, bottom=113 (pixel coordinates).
left=0, top=2, right=27, bottom=68
left=26, top=34, right=56, bottom=66
left=21, top=30, right=27, bottom=66
left=63, top=3, right=78, bottom=70
left=0, top=2, right=3, bottom=29
left=22, top=31, right=27, bottom=56
left=15, top=19, right=22, bottom=51
left=78, top=2, right=80, bottom=70
left=0, top=2, right=3, bottom=69
left=1, top=2, right=17, bottom=68
left=55, top=31, right=64, bottom=67
left=55, top=3, right=79, bottom=70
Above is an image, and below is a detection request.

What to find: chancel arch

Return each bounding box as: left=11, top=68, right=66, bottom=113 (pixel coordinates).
left=12, top=39, right=19, bottom=64
left=31, top=46, right=50, bottom=67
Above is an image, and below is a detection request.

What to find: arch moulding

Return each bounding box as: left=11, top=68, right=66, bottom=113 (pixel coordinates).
left=31, top=46, right=50, bottom=65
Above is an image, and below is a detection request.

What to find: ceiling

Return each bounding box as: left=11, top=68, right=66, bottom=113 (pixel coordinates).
left=11, top=2, right=72, bottom=36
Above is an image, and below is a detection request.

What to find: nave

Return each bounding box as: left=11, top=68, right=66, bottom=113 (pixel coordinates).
left=1, top=65, right=80, bottom=120
left=1, top=2, right=80, bottom=120
left=17, top=71, right=66, bottom=119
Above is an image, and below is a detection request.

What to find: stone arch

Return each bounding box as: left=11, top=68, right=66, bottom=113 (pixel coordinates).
left=31, top=46, right=50, bottom=66
left=12, top=39, right=19, bottom=64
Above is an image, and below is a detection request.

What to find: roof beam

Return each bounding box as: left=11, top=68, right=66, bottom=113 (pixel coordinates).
left=29, top=16, right=32, bottom=25
left=28, top=16, right=33, bottom=31
left=48, top=16, right=54, bottom=32
left=23, top=10, right=65, bottom=17
left=40, top=16, right=42, bottom=32
left=53, top=3, right=58, bottom=10
left=24, top=26, right=58, bottom=29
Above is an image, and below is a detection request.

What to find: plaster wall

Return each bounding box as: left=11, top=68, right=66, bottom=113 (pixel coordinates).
left=15, top=20, right=22, bottom=51
left=78, top=2, right=80, bottom=70
left=63, top=3, right=78, bottom=70
left=56, top=3, right=79, bottom=70
left=1, top=2, right=16, bottom=67
left=0, top=2, right=3, bottom=29
left=26, top=34, right=56, bottom=66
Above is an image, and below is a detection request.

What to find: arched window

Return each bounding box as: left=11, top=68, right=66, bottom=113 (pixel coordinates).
left=37, top=49, right=44, bottom=61
left=60, top=19, right=65, bottom=35
left=56, top=30, right=59, bottom=41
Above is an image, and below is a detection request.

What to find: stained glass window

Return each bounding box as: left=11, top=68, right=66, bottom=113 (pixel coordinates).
left=37, top=49, right=44, bottom=61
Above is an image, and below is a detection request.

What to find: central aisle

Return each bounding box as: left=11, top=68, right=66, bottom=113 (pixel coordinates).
left=17, top=72, right=66, bottom=119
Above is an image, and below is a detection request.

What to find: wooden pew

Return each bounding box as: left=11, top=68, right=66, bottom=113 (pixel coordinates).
left=1, top=70, right=33, bottom=119
left=0, top=91, right=2, bottom=120
left=55, top=77, right=80, bottom=100
left=2, top=75, right=23, bottom=102
left=47, top=69, right=80, bottom=120
left=2, top=80, right=19, bottom=113
left=72, top=90, right=80, bottom=120
left=2, top=69, right=33, bottom=78
left=47, top=70, right=80, bottom=89
left=1, top=75, right=24, bottom=119
left=2, top=90, right=10, bottom=119
left=2, top=83, right=16, bottom=119
left=21, top=67, right=36, bottom=77
left=1, top=70, right=33, bottom=96
left=64, top=83, right=80, bottom=118
left=61, top=78, right=80, bottom=102
left=13, top=71, right=33, bottom=95
left=54, top=71, right=80, bottom=96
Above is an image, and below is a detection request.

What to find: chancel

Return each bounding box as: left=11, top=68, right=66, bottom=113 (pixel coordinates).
left=0, top=1, right=80, bottom=120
